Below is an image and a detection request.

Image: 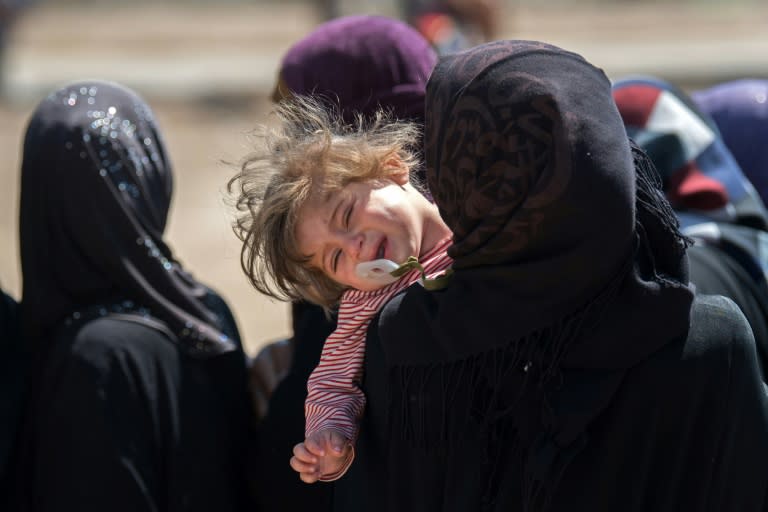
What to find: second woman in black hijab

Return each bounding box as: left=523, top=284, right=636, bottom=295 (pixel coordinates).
left=13, top=81, right=256, bottom=512
left=337, top=41, right=768, bottom=511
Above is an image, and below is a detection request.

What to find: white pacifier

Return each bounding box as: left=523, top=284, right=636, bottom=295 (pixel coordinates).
left=355, top=258, right=401, bottom=286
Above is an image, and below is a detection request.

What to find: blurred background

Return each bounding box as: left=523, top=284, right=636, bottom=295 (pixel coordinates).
left=0, top=0, right=765, bottom=355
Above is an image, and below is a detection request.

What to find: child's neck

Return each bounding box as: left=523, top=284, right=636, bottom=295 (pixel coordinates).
left=419, top=206, right=452, bottom=259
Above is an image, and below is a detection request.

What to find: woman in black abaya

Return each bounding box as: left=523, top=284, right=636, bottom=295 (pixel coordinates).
left=338, top=41, right=768, bottom=511
left=14, top=81, right=256, bottom=512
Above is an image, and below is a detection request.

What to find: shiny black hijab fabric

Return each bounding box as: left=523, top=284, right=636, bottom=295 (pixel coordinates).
left=20, top=81, right=234, bottom=357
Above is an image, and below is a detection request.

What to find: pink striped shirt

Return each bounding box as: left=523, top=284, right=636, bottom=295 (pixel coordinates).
left=305, top=237, right=453, bottom=480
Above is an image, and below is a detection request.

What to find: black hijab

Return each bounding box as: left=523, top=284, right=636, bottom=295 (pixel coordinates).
left=19, top=81, right=235, bottom=357
left=401, top=39, right=695, bottom=365
left=385, top=40, right=696, bottom=509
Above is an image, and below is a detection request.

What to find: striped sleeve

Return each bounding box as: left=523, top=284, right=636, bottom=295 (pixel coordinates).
left=304, top=237, right=454, bottom=481
left=304, top=299, right=376, bottom=443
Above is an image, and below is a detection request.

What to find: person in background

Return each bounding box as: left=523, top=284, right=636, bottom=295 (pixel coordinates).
left=692, top=79, right=768, bottom=207
left=613, top=76, right=768, bottom=365
left=400, top=0, right=501, bottom=55
left=246, top=15, right=437, bottom=512
left=12, top=80, right=256, bottom=512
left=612, top=77, right=768, bottom=231
left=272, top=15, right=437, bottom=128
left=341, top=39, right=768, bottom=511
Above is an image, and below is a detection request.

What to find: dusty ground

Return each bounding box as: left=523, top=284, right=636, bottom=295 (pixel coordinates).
left=1, top=0, right=766, bottom=354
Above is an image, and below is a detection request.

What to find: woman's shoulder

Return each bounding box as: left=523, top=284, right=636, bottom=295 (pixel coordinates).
left=685, top=293, right=759, bottom=368
left=690, top=294, right=754, bottom=341
left=66, top=315, right=179, bottom=369
left=30, top=316, right=185, bottom=402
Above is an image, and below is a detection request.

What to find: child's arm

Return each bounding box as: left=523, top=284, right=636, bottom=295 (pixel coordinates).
left=300, top=302, right=371, bottom=481
left=296, top=270, right=430, bottom=482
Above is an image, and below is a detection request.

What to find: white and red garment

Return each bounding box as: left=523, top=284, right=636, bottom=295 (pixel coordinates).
left=304, top=237, right=453, bottom=481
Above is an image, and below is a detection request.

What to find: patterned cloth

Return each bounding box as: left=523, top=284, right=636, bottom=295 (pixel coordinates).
left=613, top=77, right=768, bottom=365
left=304, top=237, right=453, bottom=481
left=612, top=76, right=768, bottom=230
left=692, top=79, right=768, bottom=208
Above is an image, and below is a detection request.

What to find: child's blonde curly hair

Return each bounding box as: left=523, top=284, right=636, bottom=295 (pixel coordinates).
left=228, top=95, right=421, bottom=308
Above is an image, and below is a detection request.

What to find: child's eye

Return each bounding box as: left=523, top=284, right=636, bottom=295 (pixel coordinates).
left=332, top=249, right=341, bottom=273
left=344, top=203, right=353, bottom=228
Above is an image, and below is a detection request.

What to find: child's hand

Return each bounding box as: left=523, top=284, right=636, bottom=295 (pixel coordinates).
left=290, top=429, right=353, bottom=483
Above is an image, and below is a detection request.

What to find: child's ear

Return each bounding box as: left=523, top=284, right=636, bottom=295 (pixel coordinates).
left=384, top=155, right=409, bottom=186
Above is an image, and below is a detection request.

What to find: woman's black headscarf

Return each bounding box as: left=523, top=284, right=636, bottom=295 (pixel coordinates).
left=387, top=40, right=696, bottom=509
left=19, top=80, right=235, bottom=357
left=419, top=39, right=695, bottom=365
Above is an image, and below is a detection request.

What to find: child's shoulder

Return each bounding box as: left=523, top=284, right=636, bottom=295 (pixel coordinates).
left=339, top=286, right=396, bottom=315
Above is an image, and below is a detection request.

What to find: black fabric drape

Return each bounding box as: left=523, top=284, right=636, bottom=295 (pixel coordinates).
left=0, top=289, right=22, bottom=509
left=252, top=304, right=335, bottom=511
left=688, top=240, right=768, bottom=366
left=18, top=315, right=253, bottom=512
left=337, top=293, right=765, bottom=512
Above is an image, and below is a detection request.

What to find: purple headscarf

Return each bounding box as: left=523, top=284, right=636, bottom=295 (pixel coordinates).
left=278, top=15, right=437, bottom=124
left=692, top=79, right=768, bottom=207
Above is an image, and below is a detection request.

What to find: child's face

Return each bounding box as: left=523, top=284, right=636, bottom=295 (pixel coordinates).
left=296, top=174, right=446, bottom=291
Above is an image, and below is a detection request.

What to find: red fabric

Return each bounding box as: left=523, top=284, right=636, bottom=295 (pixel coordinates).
left=667, top=161, right=729, bottom=210
left=415, top=13, right=456, bottom=45
left=613, top=85, right=661, bottom=128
